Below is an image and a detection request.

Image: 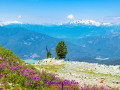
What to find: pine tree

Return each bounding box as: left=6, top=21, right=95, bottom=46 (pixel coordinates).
left=47, top=50, right=51, bottom=58
left=55, top=41, right=68, bottom=59
left=46, top=46, right=51, bottom=59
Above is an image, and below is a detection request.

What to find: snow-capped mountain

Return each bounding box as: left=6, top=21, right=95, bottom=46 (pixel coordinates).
left=0, top=21, right=23, bottom=26
left=0, top=19, right=114, bottom=27
left=65, top=20, right=112, bottom=26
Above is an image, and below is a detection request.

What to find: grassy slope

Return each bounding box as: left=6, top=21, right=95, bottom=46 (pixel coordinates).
left=0, top=46, right=79, bottom=90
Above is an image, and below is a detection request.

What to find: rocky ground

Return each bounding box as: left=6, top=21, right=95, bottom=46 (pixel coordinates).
left=33, top=58, right=120, bottom=89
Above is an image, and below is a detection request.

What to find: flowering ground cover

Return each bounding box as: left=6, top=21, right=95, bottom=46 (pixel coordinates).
left=0, top=46, right=80, bottom=90
left=0, top=46, right=119, bottom=90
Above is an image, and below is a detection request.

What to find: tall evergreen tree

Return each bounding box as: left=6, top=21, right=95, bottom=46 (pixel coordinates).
left=46, top=46, right=51, bottom=59
left=55, top=41, right=68, bottom=59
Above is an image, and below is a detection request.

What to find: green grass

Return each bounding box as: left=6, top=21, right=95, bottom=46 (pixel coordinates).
left=75, top=69, right=120, bottom=78
left=33, top=64, right=66, bottom=72
left=71, top=68, right=120, bottom=82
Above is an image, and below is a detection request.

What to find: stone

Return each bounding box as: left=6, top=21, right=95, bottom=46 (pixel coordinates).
left=0, top=57, right=2, bottom=59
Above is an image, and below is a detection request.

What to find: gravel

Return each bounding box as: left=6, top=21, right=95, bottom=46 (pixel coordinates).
left=35, top=58, right=120, bottom=89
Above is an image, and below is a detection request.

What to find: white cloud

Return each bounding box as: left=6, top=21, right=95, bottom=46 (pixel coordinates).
left=0, top=21, right=23, bottom=26
left=17, top=16, right=22, bottom=19
left=67, top=14, right=74, bottom=19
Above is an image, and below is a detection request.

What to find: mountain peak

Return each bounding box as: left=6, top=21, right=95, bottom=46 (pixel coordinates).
left=0, top=21, right=23, bottom=26
left=63, top=19, right=113, bottom=26
left=70, top=20, right=101, bottom=26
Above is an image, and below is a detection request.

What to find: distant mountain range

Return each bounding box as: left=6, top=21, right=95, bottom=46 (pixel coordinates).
left=72, top=32, right=120, bottom=59
left=73, top=57, right=120, bottom=65
left=4, top=23, right=120, bottom=39
left=1, top=24, right=120, bottom=65
left=0, top=26, right=89, bottom=60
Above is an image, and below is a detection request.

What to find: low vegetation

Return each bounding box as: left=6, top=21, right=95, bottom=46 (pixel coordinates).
left=0, top=46, right=79, bottom=90
left=0, top=46, right=119, bottom=90
left=34, top=64, right=65, bottom=72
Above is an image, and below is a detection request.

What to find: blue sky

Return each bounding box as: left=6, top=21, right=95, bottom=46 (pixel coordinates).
left=0, top=0, right=120, bottom=24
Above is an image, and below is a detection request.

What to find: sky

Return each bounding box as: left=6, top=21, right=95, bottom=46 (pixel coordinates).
left=0, top=0, right=120, bottom=25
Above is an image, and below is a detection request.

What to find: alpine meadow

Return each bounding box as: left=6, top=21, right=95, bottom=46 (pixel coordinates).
left=0, top=0, right=120, bottom=90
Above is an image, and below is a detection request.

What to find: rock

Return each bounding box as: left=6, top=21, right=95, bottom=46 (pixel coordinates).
left=12, top=84, right=14, bottom=87
left=116, top=82, right=120, bottom=84
left=0, top=57, right=2, bottom=59
left=101, top=77, right=104, bottom=79
left=82, top=68, right=86, bottom=71
left=112, top=80, right=120, bottom=84
left=36, top=58, right=65, bottom=65
left=113, top=66, right=120, bottom=70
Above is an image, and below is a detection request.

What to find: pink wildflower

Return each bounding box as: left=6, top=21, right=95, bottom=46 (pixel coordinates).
left=3, top=81, right=6, bottom=85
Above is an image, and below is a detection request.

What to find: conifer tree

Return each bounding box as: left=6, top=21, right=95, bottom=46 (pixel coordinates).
left=46, top=46, right=51, bottom=59
left=55, top=41, right=68, bottom=59
left=47, top=50, right=51, bottom=58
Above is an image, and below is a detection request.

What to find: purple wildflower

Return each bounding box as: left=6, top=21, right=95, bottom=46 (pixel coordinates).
left=0, top=74, right=3, bottom=78
left=4, top=74, right=7, bottom=77
left=3, top=81, right=6, bottom=85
